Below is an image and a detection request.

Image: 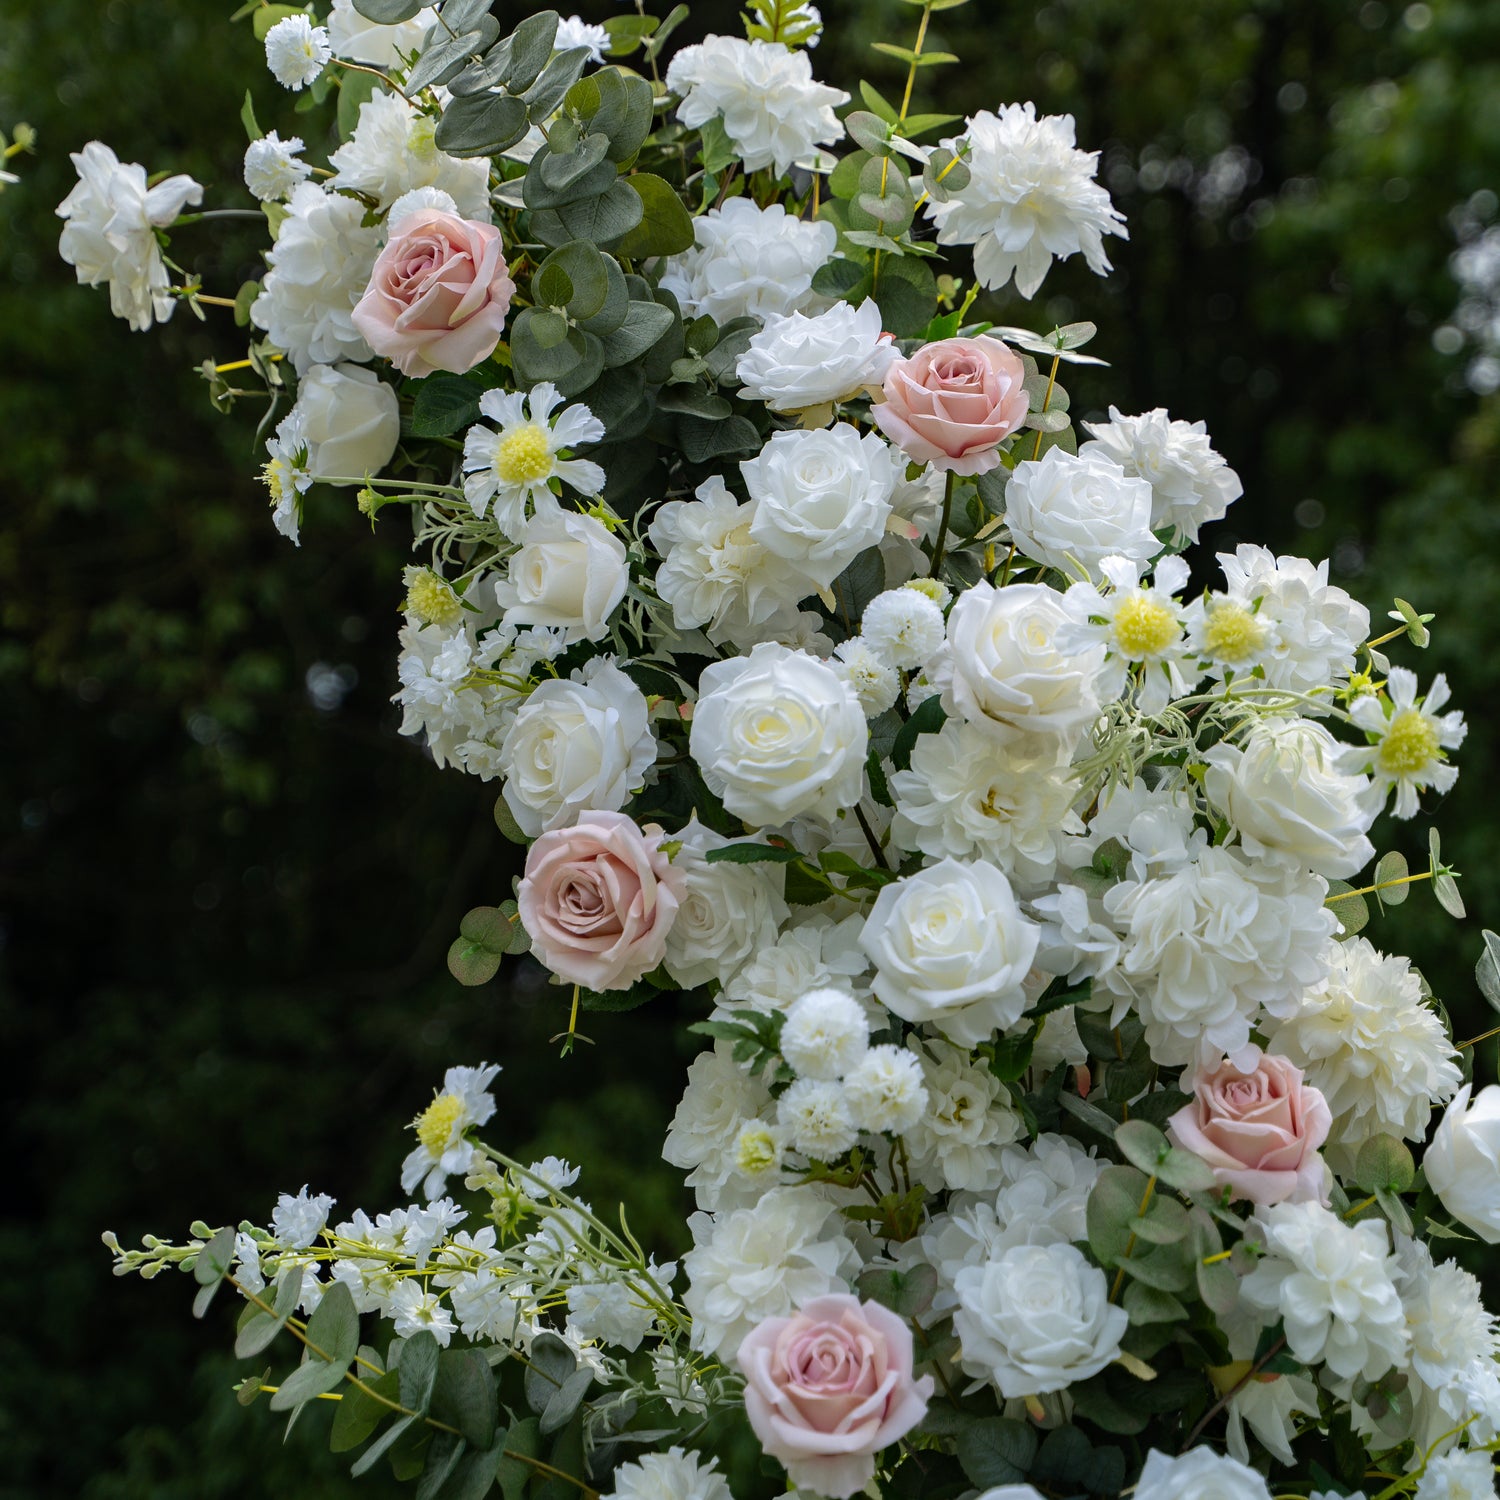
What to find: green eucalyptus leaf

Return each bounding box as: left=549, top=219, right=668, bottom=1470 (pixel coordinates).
left=331, top=1370, right=400, bottom=1451
left=1476, top=929, right=1500, bottom=1012
left=536, top=133, right=612, bottom=195
left=540, top=1366, right=593, bottom=1436
left=406, top=18, right=501, bottom=95
left=1354, top=1133, right=1416, bottom=1194
left=522, top=47, right=591, bottom=120
left=416, top=1432, right=466, bottom=1500
left=854, top=1262, right=938, bottom=1319
left=432, top=1348, right=498, bottom=1451
left=399, top=1330, right=442, bottom=1415
left=410, top=375, right=486, bottom=439
left=435, top=92, right=530, bottom=158
left=524, top=1332, right=577, bottom=1416
left=678, top=414, right=761, bottom=463
left=350, top=0, right=424, bottom=20
left=192, top=1224, right=236, bottom=1286
left=1086, top=1164, right=1151, bottom=1267
left=337, top=70, right=378, bottom=142
left=350, top=1413, right=417, bottom=1478
left=503, top=10, right=561, bottom=93
left=599, top=301, right=675, bottom=367
left=612, top=174, right=696, bottom=259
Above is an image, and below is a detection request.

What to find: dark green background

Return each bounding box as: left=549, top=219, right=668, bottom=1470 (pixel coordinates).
left=3, top=1, right=1498, bottom=1494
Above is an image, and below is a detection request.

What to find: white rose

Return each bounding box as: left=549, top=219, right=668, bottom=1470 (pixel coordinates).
left=861, top=859, right=1039, bottom=1044
left=743, top=424, right=899, bottom=591
left=1204, top=717, right=1377, bottom=879
left=952, top=1242, right=1127, bottom=1397
left=690, top=643, right=867, bottom=824
left=661, top=820, right=790, bottom=991
left=736, top=299, right=898, bottom=414
left=1003, top=446, right=1158, bottom=577
left=497, top=658, right=656, bottom=836
left=295, top=364, right=400, bottom=485
left=935, top=581, right=1105, bottom=749
left=1134, top=1448, right=1272, bottom=1500
left=494, top=507, right=628, bottom=645
left=1426, top=1085, right=1500, bottom=1244
left=326, top=0, right=437, bottom=67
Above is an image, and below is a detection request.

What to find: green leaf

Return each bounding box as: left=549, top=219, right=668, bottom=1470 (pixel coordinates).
left=350, top=0, right=425, bottom=20
left=332, top=1370, right=400, bottom=1452
left=435, top=93, right=531, bottom=159
left=193, top=1224, right=236, bottom=1286
left=496, top=1419, right=539, bottom=1500
left=1434, top=870, right=1466, bottom=919
left=444, top=1448, right=500, bottom=1500
left=858, top=79, right=899, bottom=124
left=874, top=252, right=939, bottom=337
left=678, top=414, right=761, bottom=463
left=524, top=1332, right=576, bottom=1416
left=1087, top=1164, right=1151, bottom=1267
left=891, top=696, right=947, bottom=772
left=845, top=110, right=894, bottom=155
left=270, top=1281, right=358, bottom=1410
left=990, top=1030, right=1035, bottom=1083
left=234, top=1270, right=302, bottom=1358
left=1391, top=596, right=1431, bottom=648
left=1059, top=1089, right=1120, bottom=1142
left=417, top=1432, right=467, bottom=1500
left=337, top=70, right=378, bottom=142
left=599, top=301, right=675, bottom=367
left=1376, top=1183, right=1415, bottom=1236
left=704, top=842, right=801, bottom=865
left=956, top=1418, right=1038, bottom=1487
left=252, top=5, right=306, bottom=42
left=604, top=14, right=660, bottom=55
left=696, top=115, right=736, bottom=175
left=407, top=19, right=502, bottom=95
left=399, top=1330, right=442, bottom=1415
left=1069, top=1372, right=1151, bottom=1435
left=1354, top=1133, right=1416, bottom=1194
left=350, top=1413, right=417, bottom=1478
left=1325, top=879, right=1371, bottom=938
left=1476, top=930, right=1500, bottom=1012
left=855, top=1263, right=938, bottom=1319
left=432, top=1349, right=498, bottom=1451
left=241, top=90, right=262, bottom=143
left=613, top=174, right=696, bottom=259
left=534, top=241, right=610, bottom=320
left=537, top=134, right=613, bottom=196
left=1116, top=1118, right=1219, bottom=1193
left=410, top=375, right=486, bottom=439
left=540, top=1366, right=593, bottom=1436
left=1123, top=1282, right=1187, bottom=1325
left=521, top=47, right=591, bottom=121
left=502, top=10, right=560, bottom=93
left=1374, top=849, right=1410, bottom=906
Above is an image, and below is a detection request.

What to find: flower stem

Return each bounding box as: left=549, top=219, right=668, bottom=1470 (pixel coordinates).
left=929, top=469, right=957, bottom=577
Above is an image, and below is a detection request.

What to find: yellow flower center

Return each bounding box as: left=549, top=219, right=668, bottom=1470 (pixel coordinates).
left=1203, top=602, right=1267, bottom=664
left=735, top=1126, right=780, bottom=1175
left=414, top=1093, right=465, bottom=1154
left=493, top=424, right=554, bottom=487
left=262, top=457, right=293, bottom=505
left=1378, top=708, right=1440, bottom=776
left=1112, top=594, right=1180, bottom=658
left=405, top=570, right=464, bottom=629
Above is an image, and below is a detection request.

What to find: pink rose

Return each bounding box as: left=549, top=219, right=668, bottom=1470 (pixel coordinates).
left=1168, top=1049, right=1332, bottom=1206
left=351, top=210, right=515, bottom=378
left=738, top=1294, right=934, bottom=1499
left=517, top=811, right=684, bottom=991
left=872, top=335, right=1029, bottom=475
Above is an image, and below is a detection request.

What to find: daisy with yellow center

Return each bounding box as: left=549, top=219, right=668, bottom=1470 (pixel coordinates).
left=461, top=381, right=606, bottom=538
left=400, top=1061, right=501, bottom=1199
left=1347, top=666, right=1466, bottom=819
left=261, top=406, right=313, bottom=546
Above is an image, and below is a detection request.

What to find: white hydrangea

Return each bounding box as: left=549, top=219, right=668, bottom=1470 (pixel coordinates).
left=1003, top=447, right=1159, bottom=578
left=681, top=1187, right=854, bottom=1357
left=602, top=1449, right=734, bottom=1500
left=666, top=35, right=846, bottom=176
left=905, top=1035, right=1022, bottom=1193
left=271, top=1185, right=335, bottom=1250
left=659, top=199, right=837, bottom=324
left=1346, top=667, right=1466, bottom=820
left=736, top=299, right=897, bottom=413
left=243, top=131, right=311, bottom=202
left=780, top=986, right=869, bottom=1080
left=860, top=587, right=947, bottom=671
left=1268, top=937, right=1460, bottom=1170
left=264, top=15, right=332, bottom=92
left=1240, top=1201, right=1408, bottom=1381
left=326, top=0, right=436, bottom=66
left=1415, top=1452, right=1497, bottom=1500
left=250, top=182, right=381, bottom=373
left=925, top=103, right=1126, bottom=298
left=833, top=638, right=901, bottom=717
left=842, top=1044, right=929, bottom=1135
left=662, top=1044, right=774, bottom=1211
left=777, top=1077, right=859, bottom=1159
left=329, top=90, right=491, bottom=222
left=1080, top=405, right=1243, bottom=544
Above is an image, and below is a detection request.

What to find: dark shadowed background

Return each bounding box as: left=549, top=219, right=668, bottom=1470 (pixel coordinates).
left=3, top=0, right=1499, bottom=1494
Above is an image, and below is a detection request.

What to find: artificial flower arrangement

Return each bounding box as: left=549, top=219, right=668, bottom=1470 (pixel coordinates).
left=61, top=1, right=1500, bottom=1498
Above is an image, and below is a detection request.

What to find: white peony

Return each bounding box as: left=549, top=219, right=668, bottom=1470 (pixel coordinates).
left=663, top=1044, right=774, bottom=1211
left=952, top=1242, right=1127, bottom=1397
left=496, top=657, right=656, bottom=836
left=329, top=90, right=491, bottom=222
left=861, top=859, right=1039, bottom=1044
left=690, top=642, right=867, bottom=825
left=659, top=199, right=837, bottom=324
left=56, top=142, right=203, bottom=332
left=925, top=103, right=1126, bottom=299
left=860, top=586, right=947, bottom=671
left=1003, top=447, right=1159, bottom=578
left=1204, top=716, right=1377, bottom=879
left=666, top=35, right=846, bottom=177
left=493, top=507, right=628, bottom=644
left=326, top=0, right=437, bottom=66
left=1240, top=1201, right=1408, bottom=1381
left=743, top=424, right=899, bottom=591
left=660, top=821, right=790, bottom=992
left=842, top=1044, right=929, bottom=1135
left=718, top=913, right=872, bottom=1021
left=681, top=1187, right=854, bottom=1357
left=1133, top=1448, right=1272, bottom=1500
left=905, top=1035, right=1022, bottom=1193
left=265, top=15, right=332, bottom=91
left=250, top=182, right=382, bottom=373
left=243, top=131, right=311, bottom=203
left=934, top=581, right=1105, bottom=751
left=779, top=986, right=869, bottom=1081
left=602, top=1449, right=733, bottom=1500
left=1080, top=405, right=1243, bottom=544
left=736, top=299, right=898, bottom=413
left=294, top=363, right=401, bottom=485
left=1268, top=937, right=1460, bottom=1170
left=1425, top=1084, right=1500, bottom=1244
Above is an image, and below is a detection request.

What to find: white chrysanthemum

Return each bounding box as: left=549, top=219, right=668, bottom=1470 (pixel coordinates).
left=602, top=1449, right=733, bottom=1500
left=889, top=718, right=1081, bottom=892
left=659, top=198, right=837, bottom=324
left=400, top=1062, right=501, bottom=1199
left=666, top=35, right=846, bottom=177
left=925, top=103, right=1126, bottom=299
left=272, top=1185, right=335, bottom=1250
left=833, top=638, right=900, bottom=717
left=56, top=142, right=203, bottom=332
left=777, top=1076, right=859, bottom=1159
left=243, top=131, right=311, bottom=203
left=1003, top=447, right=1159, bottom=578
left=461, top=384, right=605, bottom=534
left=1104, top=845, right=1335, bottom=1067
left=717, top=913, right=872, bottom=1021
left=1415, top=1452, right=1497, bottom=1500
left=329, top=90, right=491, bottom=222
left=327, top=0, right=436, bottom=66
left=842, top=1043, right=928, bottom=1135
left=663, top=1044, right=774, bottom=1210
left=681, top=1188, right=854, bottom=1357
left=1346, top=667, right=1466, bottom=820
left=555, top=15, right=609, bottom=64
left=860, top=587, right=947, bottom=671
left=250, top=181, right=381, bottom=373
left=736, top=299, right=897, bottom=413
left=1080, top=405, right=1243, bottom=544
left=661, top=820, right=790, bottom=992
left=264, top=15, right=332, bottom=92
left=261, top=406, right=313, bottom=545
left=1268, top=937, right=1460, bottom=1169
left=780, top=986, right=869, bottom=1080
left=905, top=1035, right=1022, bottom=1193
left=730, top=1119, right=787, bottom=1188
left=1240, top=1201, right=1408, bottom=1381
left=1134, top=1448, right=1272, bottom=1500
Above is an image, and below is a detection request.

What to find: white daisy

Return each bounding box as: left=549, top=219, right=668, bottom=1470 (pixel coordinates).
left=262, top=406, right=314, bottom=546
left=400, top=1062, right=501, bottom=1198
left=1346, top=666, right=1466, bottom=819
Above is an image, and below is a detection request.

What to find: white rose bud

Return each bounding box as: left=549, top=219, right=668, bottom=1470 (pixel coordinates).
left=736, top=299, right=899, bottom=415
left=1425, top=1084, right=1500, bottom=1243
left=861, top=858, right=1040, bottom=1044
left=494, top=507, right=628, bottom=645
left=690, top=642, right=867, bottom=825
left=1203, top=717, right=1377, bottom=879
left=1003, top=446, right=1158, bottom=578
left=297, top=364, right=400, bottom=485
left=498, top=658, right=657, bottom=837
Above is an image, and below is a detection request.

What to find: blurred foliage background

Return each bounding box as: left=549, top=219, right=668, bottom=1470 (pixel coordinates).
left=2, top=0, right=1498, bottom=1494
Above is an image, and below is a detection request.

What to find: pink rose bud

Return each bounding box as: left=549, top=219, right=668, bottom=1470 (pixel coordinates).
left=738, top=1294, right=934, bottom=1499
left=872, top=334, right=1029, bottom=475
left=517, top=811, right=684, bottom=992
left=351, top=210, right=515, bottom=379
left=1168, top=1049, right=1332, bottom=1207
